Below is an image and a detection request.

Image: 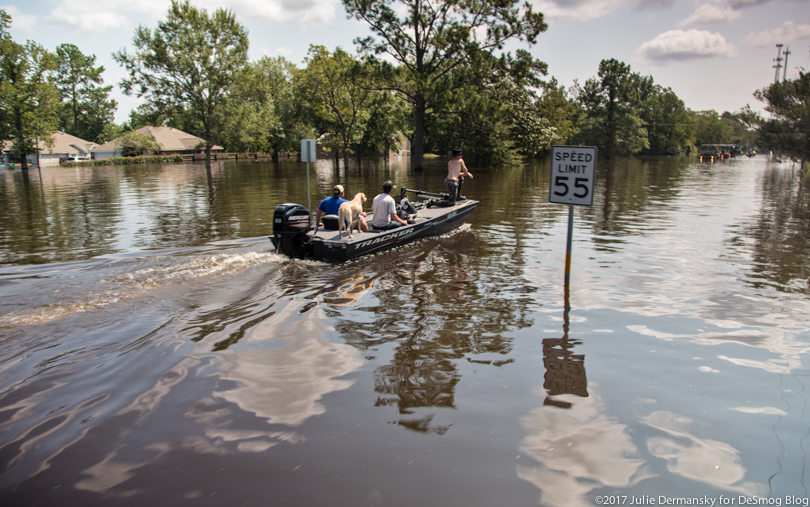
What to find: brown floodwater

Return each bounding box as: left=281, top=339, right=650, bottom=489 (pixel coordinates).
left=0, top=155, right=808, bottom=506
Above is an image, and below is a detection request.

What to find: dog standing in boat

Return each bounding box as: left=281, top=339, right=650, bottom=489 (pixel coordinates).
left=338, top=192, right=366, bottom=238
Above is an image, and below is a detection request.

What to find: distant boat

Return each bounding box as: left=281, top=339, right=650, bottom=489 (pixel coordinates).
left=698, top=143, right=740, bottom=161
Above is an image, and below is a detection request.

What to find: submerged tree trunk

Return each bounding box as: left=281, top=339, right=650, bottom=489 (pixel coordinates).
left=14, top=112, right=29, bottom=171
left=413, top=94, right=426, bottom=171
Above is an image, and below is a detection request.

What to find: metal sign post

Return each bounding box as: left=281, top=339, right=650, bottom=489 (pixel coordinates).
left=549, top=145, right=597, bottom=283
left=301, top=139, right=317, bottom=225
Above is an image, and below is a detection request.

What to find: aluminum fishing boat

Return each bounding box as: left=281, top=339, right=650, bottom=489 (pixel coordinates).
left=271, top=187, right=478, bottom=262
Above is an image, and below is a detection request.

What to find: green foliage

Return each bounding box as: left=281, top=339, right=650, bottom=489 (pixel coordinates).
left=296, top=45, right=374, bottom=168
left=118, top=130, right=161, bottom=156
left=721, top=111, right=758, bottom=152
left=221, top=56, right=312, bottom=158
left=255, top=57, right=315, bottom=158
left=689, top=109, right=735, bottom=147
left=0, top=9, right=10, bottom=37
left=97, top=122, right=125, bottom=144
left=753, top=71, right=810, bottom=164
left=357, top=89, right=410, bottom=157
left=113, top=0, right=249, bottom=163
left=61, top=154, right=183, bottom=166
left=508, top=79, right=578, bottom=158
left=345, top=0, right=548, bottom=170
left=417, top=47, right=551, bottom=166
left=640, top=86, right=693, bottom=155
left=0, top=22, right=60, bottom=168
left=54, top=43, right=117, bottom=143
left=574, top=59, right=650, bottom=157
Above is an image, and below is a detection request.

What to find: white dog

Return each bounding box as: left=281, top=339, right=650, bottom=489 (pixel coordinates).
left=338, top=192, right=366, bottom=238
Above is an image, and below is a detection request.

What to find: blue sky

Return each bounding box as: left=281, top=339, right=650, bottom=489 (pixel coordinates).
left=4, top=0, right=809, bottom=124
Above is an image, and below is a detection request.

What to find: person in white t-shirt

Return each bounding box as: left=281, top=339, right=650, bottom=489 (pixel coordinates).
left=370, top=180, right=408, bottom=230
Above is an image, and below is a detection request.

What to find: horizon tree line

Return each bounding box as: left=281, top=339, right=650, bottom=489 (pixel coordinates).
left=0, top=1, right=806, bottom=171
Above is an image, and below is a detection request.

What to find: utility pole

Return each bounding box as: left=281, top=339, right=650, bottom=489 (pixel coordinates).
left=782, top=46, right=791, bottom=81
left=774, top=43, right=783, bottom=84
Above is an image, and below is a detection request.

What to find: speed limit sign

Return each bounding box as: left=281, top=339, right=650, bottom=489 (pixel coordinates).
left=549, top=146, right=597, bottom=206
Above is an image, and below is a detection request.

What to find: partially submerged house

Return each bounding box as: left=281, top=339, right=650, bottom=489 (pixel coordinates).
left=92, top=126, right=222, bottom=159
left=1, top=131, right=96, bottom=167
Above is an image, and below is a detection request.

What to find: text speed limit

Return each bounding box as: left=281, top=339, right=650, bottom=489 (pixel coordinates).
left=549, top=145, right=597, bottom=206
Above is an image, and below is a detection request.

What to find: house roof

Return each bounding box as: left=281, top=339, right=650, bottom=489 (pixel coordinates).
left=2, top=131, right=96, bottom=155
left=93, top=126, right=221, bottom=152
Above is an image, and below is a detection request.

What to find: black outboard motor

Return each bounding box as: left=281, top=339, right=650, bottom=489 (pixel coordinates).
left=271, top=203, right=313, bottom=259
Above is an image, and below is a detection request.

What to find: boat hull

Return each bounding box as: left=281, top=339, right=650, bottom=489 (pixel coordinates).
left=271, top=198, right=478, bottom=263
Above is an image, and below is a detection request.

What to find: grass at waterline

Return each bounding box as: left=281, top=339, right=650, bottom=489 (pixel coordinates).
left=61, top=154, right=183, bottom=167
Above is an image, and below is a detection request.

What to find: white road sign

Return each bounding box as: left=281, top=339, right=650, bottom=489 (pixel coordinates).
left=549, top=145, right=597, bottom=206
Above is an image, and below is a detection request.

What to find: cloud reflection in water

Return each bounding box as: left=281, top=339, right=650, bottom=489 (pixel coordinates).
left=517, top=393, right=652, bottom=507
left=213, top=332, right=363, bottom=426
left=641, top=410, right=760, bottom=495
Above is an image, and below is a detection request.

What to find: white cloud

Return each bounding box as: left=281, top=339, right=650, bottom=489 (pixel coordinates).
left=678, top=0, right=799, bottom=27
left=530, top=0, right=676, bottom=20
left=46, top=0, right=338, bottom=33
left=1, top=4, right=38, bottom=31
left=49, top=6, right=129, bottom=34
left=529, top=0, right=623, bottom=20
left=744, top=20, right=810, bottom=46
left=678, top=3, right=742, bottom=26
left=636, top=29, right=739, bottom=63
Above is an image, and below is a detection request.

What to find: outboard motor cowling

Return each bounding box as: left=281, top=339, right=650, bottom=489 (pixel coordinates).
left=272, top=203, right=313, bottom=259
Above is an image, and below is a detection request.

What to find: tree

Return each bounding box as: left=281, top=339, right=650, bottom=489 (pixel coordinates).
left=723, top=110, right=758, bottom=153
left=54, top=43, right=117, bottom=142
left=0, top=9, right=9, bottom=38
left=296, top=45, right=373, bottom=169
left=0, top=19, right=59, bottom=169
left=97, top=122, right=124, bottom=144
left=509, top=78, right=577, bottom=158
left=357, top=89, right=410, bottom=161
left=119, top=130, right=161, bottom=157
left=344, top=0, right=547, bottom=170
left=640, top=85, right=692, bottom=155
left=575, top=59, right=650, bottom=157
left=261, top=57, right=315, bottom=161
left=222, top=56, right=312, bottom=160
left=113, top=0, right=249, bottom=167
left=753, top=71, right=810, bottom=166
left=689, top=109, right=734, bottom=147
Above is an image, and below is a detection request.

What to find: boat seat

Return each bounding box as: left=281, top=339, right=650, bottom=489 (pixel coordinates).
left=321, top=215, right=339, bottom=230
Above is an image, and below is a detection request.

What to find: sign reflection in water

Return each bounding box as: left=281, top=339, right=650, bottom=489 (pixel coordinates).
left=0, top=156, right=808, bottom=505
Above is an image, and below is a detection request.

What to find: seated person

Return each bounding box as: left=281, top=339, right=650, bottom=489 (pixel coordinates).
left=316, top=185, right=368, bottom=232
left=370, top=180, right=408, bottom=230
left=316, top=185, right=346, bottom=227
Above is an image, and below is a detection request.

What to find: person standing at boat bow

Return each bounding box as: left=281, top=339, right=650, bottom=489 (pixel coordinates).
left=371, top=180, right=408, bottom=230
left=446, top=148, right=473, bottom=204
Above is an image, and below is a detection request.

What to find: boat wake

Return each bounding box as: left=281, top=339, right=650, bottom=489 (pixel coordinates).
left=0, top=249, right=282, bottom=329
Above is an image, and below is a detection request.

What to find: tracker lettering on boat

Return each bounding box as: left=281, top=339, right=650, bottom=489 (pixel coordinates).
left=355, top=227, right=418, bottom=250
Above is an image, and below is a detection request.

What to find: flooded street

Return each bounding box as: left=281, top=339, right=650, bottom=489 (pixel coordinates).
left=1, top=156, right=808, bottom=506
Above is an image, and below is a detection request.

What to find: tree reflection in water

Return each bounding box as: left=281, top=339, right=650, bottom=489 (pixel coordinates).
left=737, top=165, right=810, bottom=295
left=335, top=229, right=534, bottom=433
